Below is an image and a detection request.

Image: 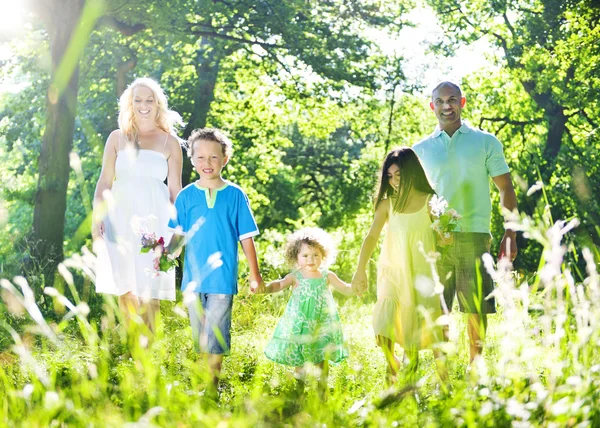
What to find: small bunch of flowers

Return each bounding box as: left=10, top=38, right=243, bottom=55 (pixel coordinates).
left=140, top=232, right=177, bottom=276
left=429, top=195, right=461, bottom=247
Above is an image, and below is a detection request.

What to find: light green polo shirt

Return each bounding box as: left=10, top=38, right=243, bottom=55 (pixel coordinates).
left=412, top=122, right=510, bottom=234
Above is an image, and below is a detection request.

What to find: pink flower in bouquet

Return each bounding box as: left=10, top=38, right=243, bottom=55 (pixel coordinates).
left=140, top=232, right=177, bottom=275
left=429, top=195, right=461, bottom=247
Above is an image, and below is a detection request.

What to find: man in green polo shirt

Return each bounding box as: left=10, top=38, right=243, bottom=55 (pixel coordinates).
left=413, top=81, right=518, bottom=364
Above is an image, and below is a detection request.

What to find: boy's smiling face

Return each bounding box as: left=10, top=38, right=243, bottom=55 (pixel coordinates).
left=192, top=139, right=229, bottom=181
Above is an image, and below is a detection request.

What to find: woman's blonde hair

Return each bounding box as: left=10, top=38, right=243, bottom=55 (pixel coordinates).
left=118, top=77, right=184, bottom=142
left=284, top=227, right=337, bottom=268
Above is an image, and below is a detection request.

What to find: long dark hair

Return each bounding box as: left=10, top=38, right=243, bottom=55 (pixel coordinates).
left=374, top=147, right=436, bottom=213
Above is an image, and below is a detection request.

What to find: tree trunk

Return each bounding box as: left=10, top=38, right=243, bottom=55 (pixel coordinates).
left=116, top=53, right=137, bottom=97
left=384, top=82, right=398, bottom=154
left=182, top=38, right=222, bottom=186
left=520, top=79, right=568, bottom=162
left=31, top=1, right=84, bottom=287
left=542, top=109, right=567, bottom=161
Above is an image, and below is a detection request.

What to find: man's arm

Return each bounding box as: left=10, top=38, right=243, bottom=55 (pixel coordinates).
left=492, top=172, right=518, bottom=261
left=240, top=237, right=263, bottom=291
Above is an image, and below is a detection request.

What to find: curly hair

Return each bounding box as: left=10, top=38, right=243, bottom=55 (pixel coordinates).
left=284, top=227, right=337, bottom=268
left=118, top=77, right=184, bottom=143
left=187, top=128, right=234, bottom=158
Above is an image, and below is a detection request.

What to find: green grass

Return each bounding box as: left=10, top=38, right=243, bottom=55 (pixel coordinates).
left=2, top=214, right=600, bottom=426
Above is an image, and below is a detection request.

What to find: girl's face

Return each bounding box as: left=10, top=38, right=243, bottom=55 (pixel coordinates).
left=132, top=85, right=156, bottom=123
left=297, top=243, right=323, bottom=273
left=387, top=163, right=400, bottom=191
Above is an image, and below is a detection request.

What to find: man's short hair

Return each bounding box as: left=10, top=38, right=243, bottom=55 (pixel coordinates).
left=431, top=81, right=462, bottom=99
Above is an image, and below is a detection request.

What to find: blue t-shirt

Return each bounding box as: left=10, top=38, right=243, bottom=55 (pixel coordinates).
left=168, top=181, right=259, bottom=294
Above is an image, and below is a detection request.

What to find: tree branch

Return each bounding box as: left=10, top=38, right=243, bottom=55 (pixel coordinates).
left=97, top=16, right=146, bottom=36
left=479, top=116, right=540, bottom=127
left=265, top=49, right=305, bottom=92
left=580, top=109, right=600, bottom=129
left=503, top=12, right=516, bottom=38
left=492, top=32, right=512, bottom=62
left=189, top=30, right=281, bottom=50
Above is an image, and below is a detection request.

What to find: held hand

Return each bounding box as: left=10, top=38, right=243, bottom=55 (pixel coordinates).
left=172, top=247, right=183, bottom=258
left=351, top=270, right=368, bottom=296
left=255, top=282, right=267, bottom=294
left=249, top=275, right=264, bottom=294
left=436, top=232, right=454, bottom=247
left=92, top=221, right=105, bottom=240
left=498, top=232, right=518, bottom=262
left=351, top=281, right=364, bottom=296
left=359, top=281, right=368, bottom=295
left=166, top=234, right=185, bottom=258
left=153, top=245, right=164, bottom=271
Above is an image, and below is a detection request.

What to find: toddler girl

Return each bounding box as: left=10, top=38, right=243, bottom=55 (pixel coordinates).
left=258, top=227, right=354, bottom=394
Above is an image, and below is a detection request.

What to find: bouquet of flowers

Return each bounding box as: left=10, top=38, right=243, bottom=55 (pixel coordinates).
left=140, top=232, right=178, bottom=275
left=429, top=195, right=461, bottom=247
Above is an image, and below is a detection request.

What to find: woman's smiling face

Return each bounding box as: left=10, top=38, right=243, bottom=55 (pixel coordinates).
left=132, top=85, right=156, bottom=123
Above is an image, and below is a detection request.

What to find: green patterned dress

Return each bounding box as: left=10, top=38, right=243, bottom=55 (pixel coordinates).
left=264, top=269, right=348, bottom=366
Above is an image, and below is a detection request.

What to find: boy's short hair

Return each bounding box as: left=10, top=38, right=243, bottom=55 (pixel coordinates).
left=187, top=128, right=233, bottom=158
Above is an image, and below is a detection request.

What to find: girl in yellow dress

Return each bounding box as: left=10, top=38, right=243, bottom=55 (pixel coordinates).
left=352, top=147, right=444, bottom=383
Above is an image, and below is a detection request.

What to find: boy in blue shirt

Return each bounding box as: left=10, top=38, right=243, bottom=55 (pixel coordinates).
left=166, top=128, right=262, bottom=389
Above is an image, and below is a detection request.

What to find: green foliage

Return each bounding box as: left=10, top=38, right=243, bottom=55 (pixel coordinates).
left=1, top=0, right=600, bottom=422
left=0, top=0, right=415, bottom=278
left=2, top=211, right=600, bottom=425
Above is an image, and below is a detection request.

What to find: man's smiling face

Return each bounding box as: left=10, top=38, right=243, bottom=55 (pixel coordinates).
left=430, top=84, right=466, bottom=129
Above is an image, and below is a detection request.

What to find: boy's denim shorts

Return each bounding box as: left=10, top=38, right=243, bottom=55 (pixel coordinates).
left=187, top=293, right=234, bottom=355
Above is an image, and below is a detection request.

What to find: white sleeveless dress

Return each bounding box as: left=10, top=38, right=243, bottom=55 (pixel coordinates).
left=94, top=134, right=176, bottom=301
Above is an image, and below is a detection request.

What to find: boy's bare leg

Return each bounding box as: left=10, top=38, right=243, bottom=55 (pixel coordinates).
left=467, top=313, right=486, bottom=363
left=207, top=354, right=223, bottom=389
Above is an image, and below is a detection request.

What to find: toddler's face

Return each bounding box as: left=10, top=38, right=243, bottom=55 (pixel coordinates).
left=297, top=243, right=323, bottom=273
left=387, top=163, right=400, bottom=191
left=191, top=139, right=228, bottom=180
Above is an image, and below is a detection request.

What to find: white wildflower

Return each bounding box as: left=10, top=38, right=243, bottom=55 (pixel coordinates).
left=429, top=195, right=448, bottom=217
left=526, top=180, right=543, bottom=196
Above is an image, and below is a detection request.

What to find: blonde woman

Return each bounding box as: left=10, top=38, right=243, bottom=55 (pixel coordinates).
left=93, top=77, right=184, bottom=333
